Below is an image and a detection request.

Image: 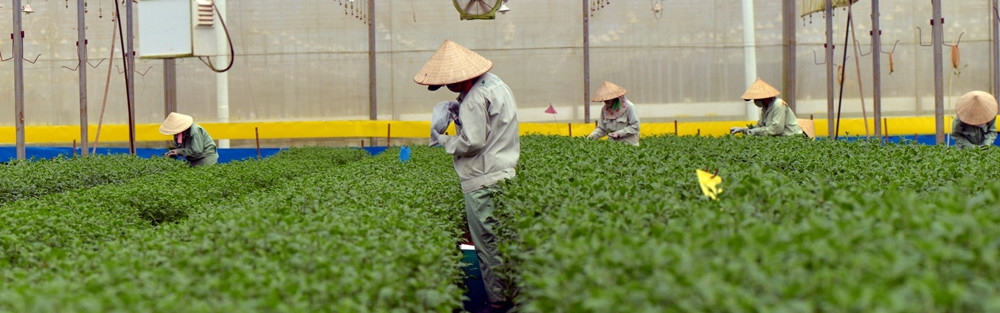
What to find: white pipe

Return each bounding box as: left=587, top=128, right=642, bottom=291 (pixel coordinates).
left=741, top=0, right=759, bottom=121
left=216, top=0, right=230, bottom=148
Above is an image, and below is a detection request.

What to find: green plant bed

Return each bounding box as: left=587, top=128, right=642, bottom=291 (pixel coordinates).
left=0, top=147, right=369, bottom=270
left=0, top=155, right=185, bottom=205
left=0, top=147, right=467, bottom=312
left=495, top=135, right=1000, bottom=312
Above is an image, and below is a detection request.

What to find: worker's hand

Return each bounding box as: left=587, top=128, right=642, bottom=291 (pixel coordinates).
left=448, top=101, right=462, bottom=126
left=730, top=127, right=749, bottom=134
left=980, top=144, right=991, bottom=150
left=609, top=132, right=621, bottom=139
left=164, top=149, right=179, bottom=158
left=429, top=131, right=442, bottom=147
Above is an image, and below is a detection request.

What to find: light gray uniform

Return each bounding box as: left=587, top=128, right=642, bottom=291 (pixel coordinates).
left=436, top=72, right=520, bottom=304
left=748, top=98, right=804, bottom=137
left=588, top=99, right=640, bottom=146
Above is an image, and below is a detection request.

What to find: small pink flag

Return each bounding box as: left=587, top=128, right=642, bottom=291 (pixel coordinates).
left=544, top=104, right=557, bottom=114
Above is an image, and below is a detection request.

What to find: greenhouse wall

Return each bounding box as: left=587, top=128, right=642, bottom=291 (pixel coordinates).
left=0, top=0, right=992, bottom=127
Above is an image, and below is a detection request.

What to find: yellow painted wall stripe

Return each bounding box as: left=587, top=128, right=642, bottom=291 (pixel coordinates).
left=0, top=116, right=961, bottom=144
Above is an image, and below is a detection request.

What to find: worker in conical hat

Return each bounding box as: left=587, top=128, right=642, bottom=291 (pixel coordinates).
left=415, top=39, right=518, bottom=313
left=587, top=81, right=641, bottom=146
left=730, top=78, right=806, bottom=137
left=952, top=90, right=998, bottom=149
left=159, top=112, right=218, bottom=166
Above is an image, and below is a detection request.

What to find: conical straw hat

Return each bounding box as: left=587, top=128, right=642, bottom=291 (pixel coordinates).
left=955, top=90, right=999, bottom=126
left=741, top=78, right=781, bottom=101
left=591, top=81, right=627, bottom=102
left=413, top=40, right=493, bottom=86
left=159, top=112, right=194, bottom=135
left=797, top=118, right=816, bottom=139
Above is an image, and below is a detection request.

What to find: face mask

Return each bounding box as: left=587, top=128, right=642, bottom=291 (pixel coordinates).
left=753, top=99, right=766, bottom=108
left=608, top=98, right=621, bottom=111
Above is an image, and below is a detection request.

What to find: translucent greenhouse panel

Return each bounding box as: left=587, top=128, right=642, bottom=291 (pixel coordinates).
left=800, top=0, right=859, bottom=17
left=0, top=0, right=994, bottom=127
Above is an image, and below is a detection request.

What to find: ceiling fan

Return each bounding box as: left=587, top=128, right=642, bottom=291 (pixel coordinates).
left=453, top=0, right=502, bottom=20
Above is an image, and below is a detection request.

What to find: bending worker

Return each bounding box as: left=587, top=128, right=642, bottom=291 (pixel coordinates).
left=416, top=39, right=518, bottom=313
left=587, top=81, right=641, bottom=146
left=160, top=112, right=219, bottom=166
left=952, top=90, right=998, bottom=149
left=730, top=78, right=805, bottom=137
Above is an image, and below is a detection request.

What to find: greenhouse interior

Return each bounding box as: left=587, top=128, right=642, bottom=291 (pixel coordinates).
left=3, top=0, right=1000, bottom=312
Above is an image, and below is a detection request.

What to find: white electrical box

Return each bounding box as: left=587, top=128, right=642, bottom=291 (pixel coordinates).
left=138, top=0, right=218, bottom=58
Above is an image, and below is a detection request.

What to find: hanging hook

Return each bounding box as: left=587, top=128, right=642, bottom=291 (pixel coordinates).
left=855, top=38, right=872, bottom=56
left=854, top=39, right=899, bottom=57
left=116, top=65, right=153, bottom=76
left=943, top=32, right=963, bottom=48
left=0, top=51, right=41, bottom=63
left=813, top=49, right=824, bottom=65
left=916, top=28, right=962, bottom=47
left=61, top=58, right=106, bottom=71
left=915, top=27, right=931, bottom=47
left=882, top=39, right=899, bottom=55
left=813, top=48, right=848, bottom=65
left=22, top=53, right=42, bottom=64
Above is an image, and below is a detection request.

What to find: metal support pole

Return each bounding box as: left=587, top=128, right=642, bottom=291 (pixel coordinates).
left=368, top=0, right=376, bottom=121
left=13, top=0, right=25, bottom=160
left=126, top=0, right=136, bottom=154
left=77, top=0, right=89, bottom=157
left=164, top=58, right=177, bottom=117
left=741, top=0, right=758, bottom=121
left=993, top=0, right=999, bottom=100
left=216, top=0, right=229, bottom=148
left=583, top=0, right=591, bottom=123
left=782, top=0, right=796, bottom=112
left=932, top=0, right=944, bottom=144
left=825, top=0, right=835, bottom=138
left=872, top=0, right=882, bottom=138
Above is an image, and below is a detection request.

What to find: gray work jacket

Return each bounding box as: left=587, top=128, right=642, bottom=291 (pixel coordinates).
left=437, top=73, right=521, bottom=193
left=588, top=99, right=640, bottom=146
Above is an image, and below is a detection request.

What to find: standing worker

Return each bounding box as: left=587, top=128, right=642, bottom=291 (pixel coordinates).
left=587, top=81, right=641, bottom=146
left=416, top=39, right=519, bottom=313
left=952, top=90, right=998, bottom=149
left=730, top=78, right=805, bottom=137
left=160, top=112, right=219, bottom=166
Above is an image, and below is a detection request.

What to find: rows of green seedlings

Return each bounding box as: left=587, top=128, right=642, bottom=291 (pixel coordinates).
left=0, top=154, right=185, bottom=205
left=0, top=147, right=369, bottom=271
left=494, top=135, right=1000, bottom=312
left=0, top=147, right=468, bottom=312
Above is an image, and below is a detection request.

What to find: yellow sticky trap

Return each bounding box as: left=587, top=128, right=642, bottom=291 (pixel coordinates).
left=696, top=169, right=723, bottom=200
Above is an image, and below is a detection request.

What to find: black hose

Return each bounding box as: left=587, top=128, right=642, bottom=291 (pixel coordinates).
left=198, top=1, right=236, bottom=73
left=113, top=0, right=134, bottom=154
left=834, top=9, right=851, bottom=140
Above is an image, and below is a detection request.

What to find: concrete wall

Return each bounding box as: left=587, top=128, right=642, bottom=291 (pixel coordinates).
left=0, top=0, right=992, bottom=127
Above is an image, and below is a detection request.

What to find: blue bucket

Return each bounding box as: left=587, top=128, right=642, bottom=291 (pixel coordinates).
left=460, top=244, right=488, bottom=312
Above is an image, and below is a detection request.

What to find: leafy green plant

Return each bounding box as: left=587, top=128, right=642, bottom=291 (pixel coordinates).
left=0, top=155, right=185, bottom=205
left=493, top=135, right=1000, bottom=312
left=5, top=136, right=1000, bottom=313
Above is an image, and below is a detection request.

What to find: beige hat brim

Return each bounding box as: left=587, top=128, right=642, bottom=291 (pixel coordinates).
left=413, top=40, right=493, bottom=86
left=741, top=78, right=781, bottom=101
left=797, top=118, right=816, bottom=139
left=592, top=81, right=627, bottom=102
left=955, top=90, right=999, bottom=126
left=160, top=112, right=194, bottom=135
